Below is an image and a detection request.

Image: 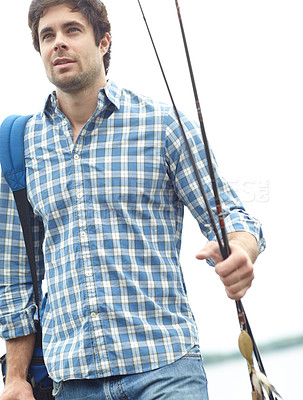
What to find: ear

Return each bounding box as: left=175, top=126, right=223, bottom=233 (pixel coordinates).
left=100, top=32, right=111, bottom=56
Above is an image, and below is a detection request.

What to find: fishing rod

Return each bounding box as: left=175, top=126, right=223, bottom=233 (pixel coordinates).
left=137, top=1, right=282, bottom=399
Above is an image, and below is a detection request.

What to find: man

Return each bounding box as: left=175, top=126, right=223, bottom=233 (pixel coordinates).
left=0, top=1, right=265, bottom=399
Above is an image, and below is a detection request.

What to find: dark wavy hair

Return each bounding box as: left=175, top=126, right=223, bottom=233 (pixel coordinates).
left=28, top=0, right=111, bottom=73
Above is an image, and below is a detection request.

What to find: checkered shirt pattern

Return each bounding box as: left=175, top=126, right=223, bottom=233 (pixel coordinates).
left=0, top=80, right=265, bottom=382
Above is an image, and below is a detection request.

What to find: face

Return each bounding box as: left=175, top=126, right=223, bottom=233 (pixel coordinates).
left=38, top=4, right=110, bottom=94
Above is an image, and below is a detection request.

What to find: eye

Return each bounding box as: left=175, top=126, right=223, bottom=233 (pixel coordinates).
left=42, top=33, right=53, bottom=41
left=68, top=27, right=80, bottom=34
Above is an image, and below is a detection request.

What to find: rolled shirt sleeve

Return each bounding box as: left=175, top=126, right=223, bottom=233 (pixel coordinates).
left=0, top=167, right=45, bottom=340
left=164, top=108, right=266, bottom=260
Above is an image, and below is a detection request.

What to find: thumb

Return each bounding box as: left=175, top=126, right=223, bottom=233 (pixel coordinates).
left=196, top=241, right=224, bottom=265
left=195, top=241, right=216, bottom=260
left=195, top=248, right=208, bottom=260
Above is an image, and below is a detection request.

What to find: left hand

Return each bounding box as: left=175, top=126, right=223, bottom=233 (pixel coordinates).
left=196, top=241, right=254, bottom=300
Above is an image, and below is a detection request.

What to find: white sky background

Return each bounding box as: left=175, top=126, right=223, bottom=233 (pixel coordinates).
left=0, top=0, right=302, bottom=390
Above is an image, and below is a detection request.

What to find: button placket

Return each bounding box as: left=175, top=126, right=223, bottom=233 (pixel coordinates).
left=72, top=145, right=100, bottom=322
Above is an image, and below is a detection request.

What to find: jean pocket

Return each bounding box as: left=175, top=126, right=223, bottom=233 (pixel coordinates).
left=183, top=345, right=202, bottom=359
left=52, top=381, right=64, bottom=398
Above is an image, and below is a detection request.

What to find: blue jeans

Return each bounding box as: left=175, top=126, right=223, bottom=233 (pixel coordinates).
left=52, top=345, right=209, bottom=399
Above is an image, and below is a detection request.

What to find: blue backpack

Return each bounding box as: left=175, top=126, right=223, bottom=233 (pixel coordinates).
left=0, top=115, right=32, bottom=191
left=0, top=115, right=53, bottom=398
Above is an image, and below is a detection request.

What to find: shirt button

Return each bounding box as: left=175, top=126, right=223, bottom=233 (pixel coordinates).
left=91, top=312, right=98, bottom=319
left=80, top=231, right=87, bottom=239
left=77, top=192, right=83, bottom=199
left=62, top=120, right=68, bottom=126
left=74, top=154, right=80, bottom=160
left=85, top=270, right=93, bottom=277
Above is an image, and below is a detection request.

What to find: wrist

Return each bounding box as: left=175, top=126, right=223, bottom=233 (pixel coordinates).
left=5, top=367, right=29, bottom=385
left=5, top=375, right=29, bottom=385
left=227, top=231, right=258, bottom=263
left=1, top=377, right=34, bottom=400
left=5, top=333, right=36, bottom=385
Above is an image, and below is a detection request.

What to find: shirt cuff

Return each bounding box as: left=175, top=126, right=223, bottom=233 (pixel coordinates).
left=204, top=211, right=266, bottom=266
left=0, top=304, right=37, bottom=340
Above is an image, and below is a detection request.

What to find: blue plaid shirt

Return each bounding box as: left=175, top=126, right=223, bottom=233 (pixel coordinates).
left=0, top=80, right=265, bottom=382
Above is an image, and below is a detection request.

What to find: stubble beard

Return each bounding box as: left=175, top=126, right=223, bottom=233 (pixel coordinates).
left=48, top=59, right=102, bottom=94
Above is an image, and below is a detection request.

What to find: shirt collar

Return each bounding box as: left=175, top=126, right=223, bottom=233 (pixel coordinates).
left=103, top=80, right=121, bottom=110
left=43, top=80, right=122, bottom=119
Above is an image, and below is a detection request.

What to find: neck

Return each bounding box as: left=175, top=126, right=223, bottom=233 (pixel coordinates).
left=56, top=77, right=107, bottom=142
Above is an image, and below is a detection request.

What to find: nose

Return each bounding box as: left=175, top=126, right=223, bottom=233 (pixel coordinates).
left=53, top=35, right=69, bottom=51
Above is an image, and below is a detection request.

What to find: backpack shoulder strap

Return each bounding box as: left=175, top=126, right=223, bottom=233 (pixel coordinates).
left=0, top=115, right=33, bottom=191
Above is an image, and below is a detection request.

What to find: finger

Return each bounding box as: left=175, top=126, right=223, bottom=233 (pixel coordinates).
left=195, top=242, right=216, bottom=259
left=215, top=248, right=249, bottom=278
left=216, top=261, right=254, bottom=286
left=216, top=260, right=254, bottom=300
left=225, top=275, right=253, bottom=300
left=195, top=241, right=223, bottom=264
